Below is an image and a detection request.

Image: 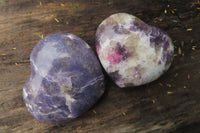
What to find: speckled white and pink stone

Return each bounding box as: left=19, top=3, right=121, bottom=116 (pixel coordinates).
left=96, top=13, right=174, bottom=88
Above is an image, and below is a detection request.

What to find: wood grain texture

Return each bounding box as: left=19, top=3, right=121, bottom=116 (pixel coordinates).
left=0, top=0, right=200, bottom=133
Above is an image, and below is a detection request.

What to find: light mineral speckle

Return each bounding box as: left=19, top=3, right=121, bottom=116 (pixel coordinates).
left=95, top=13, right=174, bottom=88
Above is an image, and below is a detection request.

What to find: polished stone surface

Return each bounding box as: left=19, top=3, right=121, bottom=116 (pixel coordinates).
left=23, top=33, right=105, bottom=123
left=96, top=13, right=174, bottom=88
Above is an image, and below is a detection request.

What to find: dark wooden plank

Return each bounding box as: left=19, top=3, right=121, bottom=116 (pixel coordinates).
left=0, top=0, right=200, bottom=132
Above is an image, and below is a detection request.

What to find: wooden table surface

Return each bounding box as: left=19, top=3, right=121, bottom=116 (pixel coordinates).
left=0, top=0, right=200, bottom=133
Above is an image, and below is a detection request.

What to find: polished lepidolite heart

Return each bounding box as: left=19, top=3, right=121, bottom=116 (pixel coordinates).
left=23, top=33, right=105, bottom=123
left=95, top=13, right=174, bottom=88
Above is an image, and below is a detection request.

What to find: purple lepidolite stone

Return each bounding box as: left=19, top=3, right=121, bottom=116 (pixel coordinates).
left=95, top=13, right=174, bottom=88
left=23, top=33, right=105, bottom=123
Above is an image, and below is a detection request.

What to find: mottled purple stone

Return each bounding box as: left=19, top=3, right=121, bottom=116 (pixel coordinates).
left=95, top=13, right=174, bottom=88
left=23, top=33, right=105, bottom=123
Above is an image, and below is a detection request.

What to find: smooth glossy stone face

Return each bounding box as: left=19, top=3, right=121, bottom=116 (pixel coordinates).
left=95, top=13, right=174, bottom=88
left=23, top=33, right=105, bottom=123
